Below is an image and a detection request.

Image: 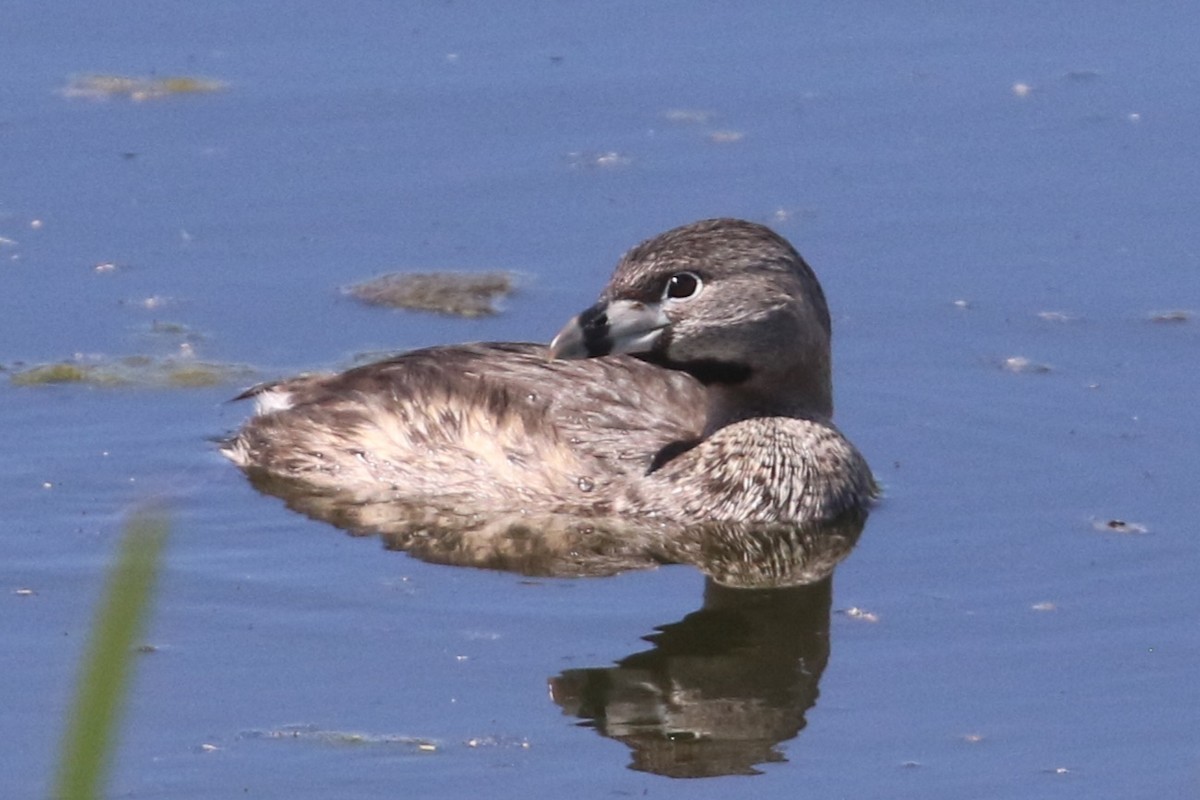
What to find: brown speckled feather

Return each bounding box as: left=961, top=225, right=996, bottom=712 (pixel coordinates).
left=224, top=342, right=706, bottom=510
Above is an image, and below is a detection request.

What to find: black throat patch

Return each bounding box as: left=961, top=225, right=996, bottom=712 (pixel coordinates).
left=634, top=352, right=752, bottom=385
left=577, top=303, right=613, bottom=357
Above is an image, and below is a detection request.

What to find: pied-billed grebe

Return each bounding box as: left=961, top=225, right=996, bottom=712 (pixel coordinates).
left=222, top=219, right=875, bottom=524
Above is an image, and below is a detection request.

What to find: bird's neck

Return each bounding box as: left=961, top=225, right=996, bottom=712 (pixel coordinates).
left=702, top=363, right=833, bottom=436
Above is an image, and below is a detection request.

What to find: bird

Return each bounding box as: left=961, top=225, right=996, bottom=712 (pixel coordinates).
left=222, top=218, right=875, bottom=526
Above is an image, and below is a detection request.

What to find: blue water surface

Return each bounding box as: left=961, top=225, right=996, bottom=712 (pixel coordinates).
left=2, top=2, right=1198, bottom=797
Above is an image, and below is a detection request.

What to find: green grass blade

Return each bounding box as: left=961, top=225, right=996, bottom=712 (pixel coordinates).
left=53, top=511, right=169, bottom=800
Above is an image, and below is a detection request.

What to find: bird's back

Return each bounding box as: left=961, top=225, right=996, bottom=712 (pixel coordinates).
left=222, top=342, right=707, bottom=512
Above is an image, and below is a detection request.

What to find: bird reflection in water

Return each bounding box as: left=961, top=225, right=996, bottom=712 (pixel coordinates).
left=242, top=470, right=864, bottom=586
left=540, top=513, right=863, bottom=778
left=236, top=473, right=865, bottom=777
left=551, top=578, right=835, bottom=778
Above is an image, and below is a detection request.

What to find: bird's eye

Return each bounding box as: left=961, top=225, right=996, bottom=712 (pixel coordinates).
left=663, top=272, right=703, bottom=300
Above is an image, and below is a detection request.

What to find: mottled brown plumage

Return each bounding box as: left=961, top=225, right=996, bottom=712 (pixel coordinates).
left=224, top=343, right=704, bottom=511
left=223, top=218, right=875, bottom=527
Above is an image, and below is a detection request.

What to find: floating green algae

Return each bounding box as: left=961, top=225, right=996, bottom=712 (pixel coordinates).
left=10, top=363, right=92, bottom=386
left=244, top=724, right=440, bottom=751
left=63, top=74, right=226, bottom=102
left=10, top=356, right=253, bottom=389
left=345, top=270, right=516, bottom=318
left=147, top=321, right=192, bottom=335
left=164, top=364, right=231, bottom=388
